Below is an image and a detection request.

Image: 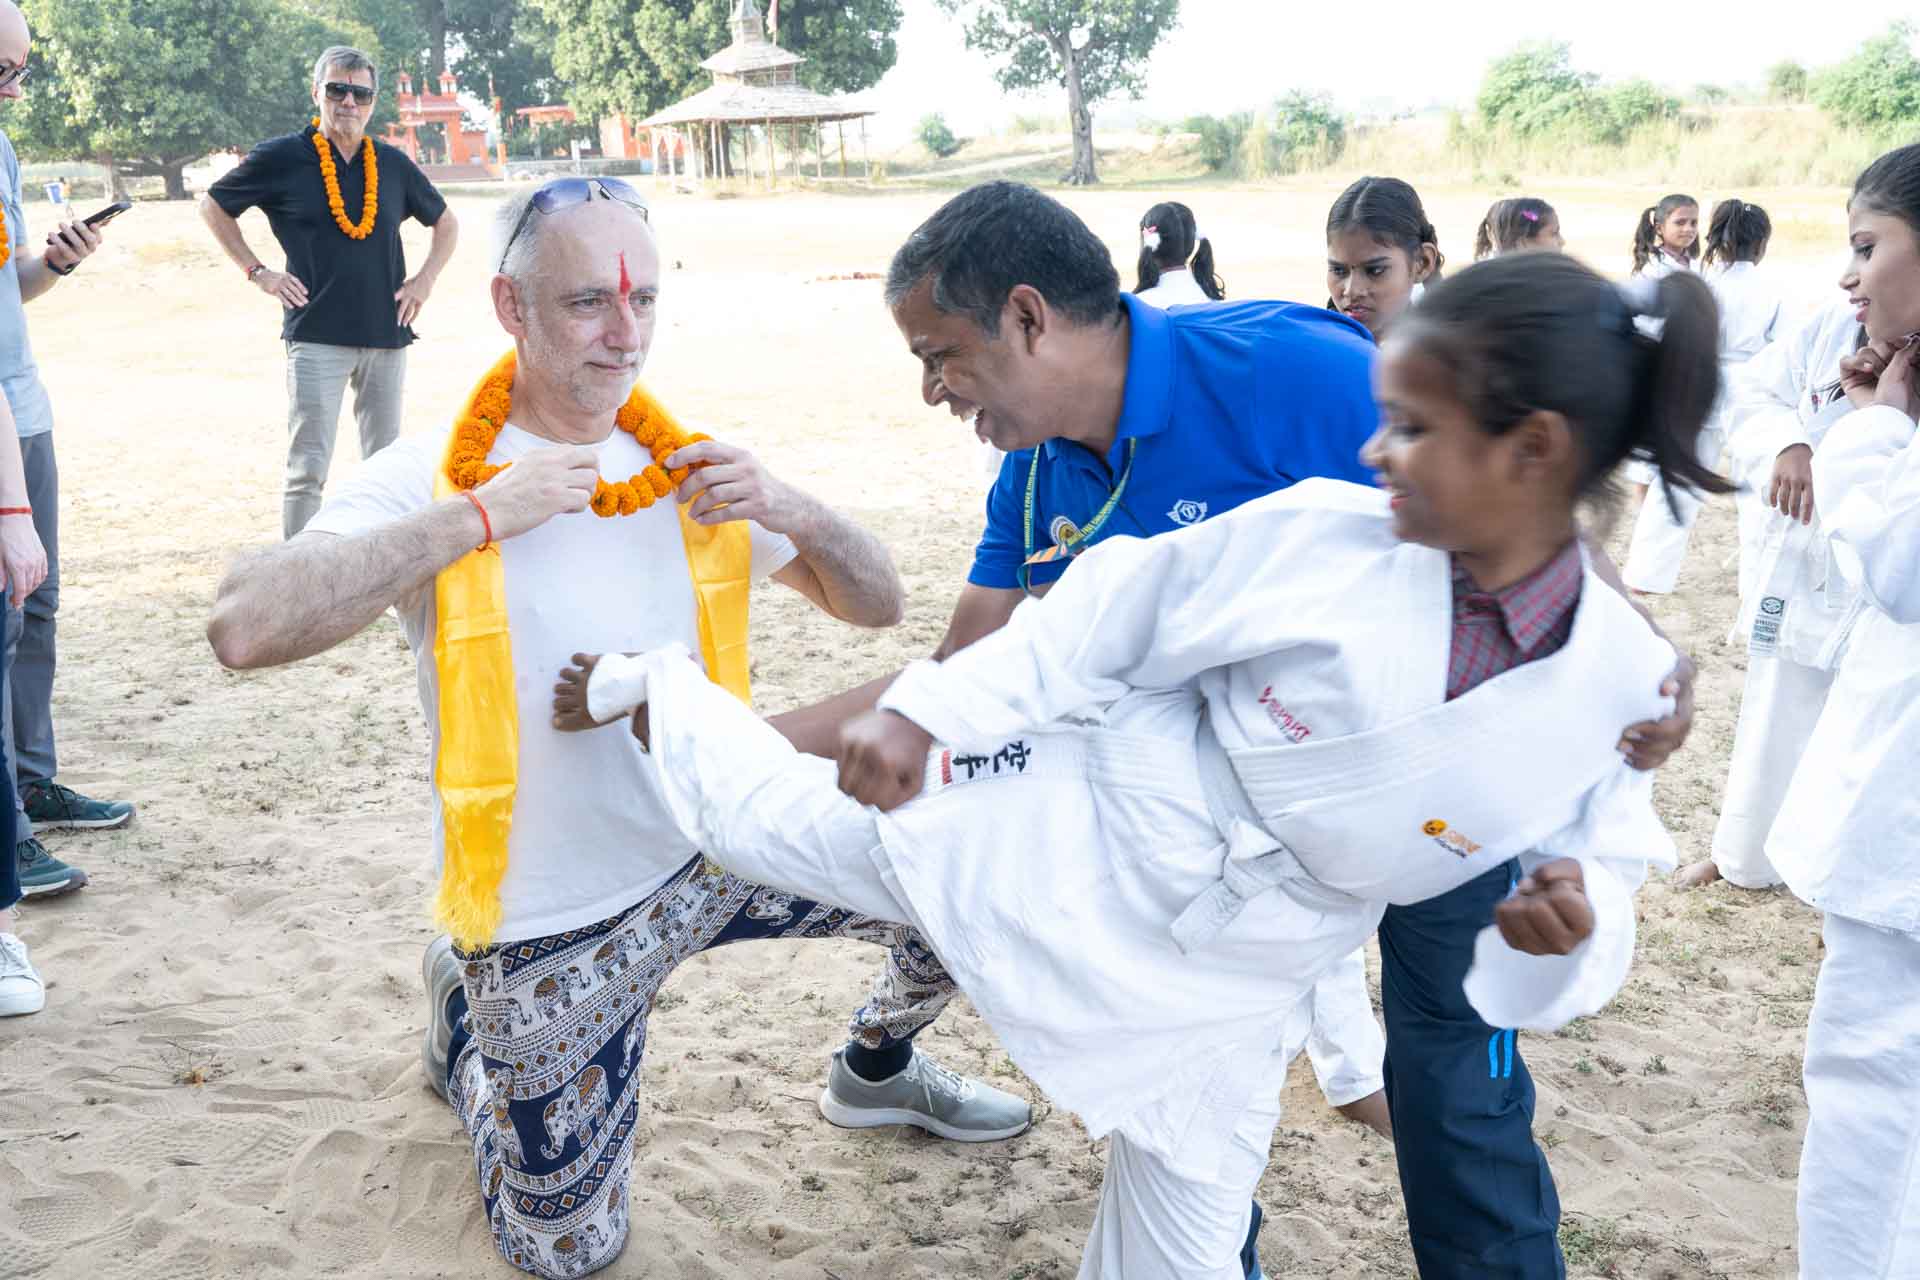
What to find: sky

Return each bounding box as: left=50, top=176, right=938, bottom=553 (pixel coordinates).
left=855, top=1, right=1897, bottom=143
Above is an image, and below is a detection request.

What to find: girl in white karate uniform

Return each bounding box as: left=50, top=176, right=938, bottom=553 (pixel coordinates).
left=1309, top=175, right=1454, bottom=1139
left=1675, top=300, right=1867, bottom=890
left=1133, top=201, right=1224, bottom=309
left=1624, top=199, right=1784, bottom=594
left=558, top=253, right=1728, bottom=1279
left=1622, top=193, right=1701, bottom=505
left=1763, top=141, right=1920, bottom=1279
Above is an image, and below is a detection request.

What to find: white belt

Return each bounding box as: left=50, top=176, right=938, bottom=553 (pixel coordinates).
left=1169, top=714, right=1326, bottom=954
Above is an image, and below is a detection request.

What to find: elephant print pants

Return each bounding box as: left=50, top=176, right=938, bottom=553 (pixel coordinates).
left=446, top=853, right=957, bottom=1278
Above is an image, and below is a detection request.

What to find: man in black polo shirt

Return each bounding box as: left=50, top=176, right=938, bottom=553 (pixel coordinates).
left=199, top=45, right=459, bottom=537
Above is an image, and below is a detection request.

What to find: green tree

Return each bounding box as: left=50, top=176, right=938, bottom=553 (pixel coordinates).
left=916, top=112, right=960, bottom=158
left=446, top=0, right=561, bottom=116
left=9, top=0, right=360, bottom=198
left=1590, top=77, right=1678, bottom=143
left=531, top=0, right=901, bottom=125
left=1813, top=25, right=1920, bottom=128
left=1476, top=41, right=1593, bottom=133
left=1180, top=111, right=1248, bottom=172
left=1267, top=90, right=1344, bottom=165
left=1766, top=59, right=1808, bottom=102
left=937, top=0, right=1181, bottom=185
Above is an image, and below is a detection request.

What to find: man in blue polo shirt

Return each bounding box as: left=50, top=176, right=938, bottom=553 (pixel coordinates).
left=775, top=181, right=1693, bottom=1279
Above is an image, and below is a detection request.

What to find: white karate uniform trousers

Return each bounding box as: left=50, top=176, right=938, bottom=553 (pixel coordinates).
left=635, top=688, right=1304, bottom=1279
left=1798, top=913, right=1920, bottom=1279
left=1711, top=656, right=1831, bottom=887
left=1083, top=1038, right=1298, bottom=1280
left=1621, top=419, right=1728, bottom=595
left=1298, top=948, right=1385, bottom=1107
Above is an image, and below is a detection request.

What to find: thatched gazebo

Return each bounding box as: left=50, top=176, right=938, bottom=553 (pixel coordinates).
left=642, top=0, right=875, bottom=187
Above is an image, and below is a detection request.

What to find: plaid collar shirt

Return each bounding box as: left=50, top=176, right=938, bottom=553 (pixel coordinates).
left=1447, top=541, right=1585, bottom=702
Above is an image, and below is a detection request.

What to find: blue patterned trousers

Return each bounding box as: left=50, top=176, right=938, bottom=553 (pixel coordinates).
left=447, top=853, right=955, bottom=1277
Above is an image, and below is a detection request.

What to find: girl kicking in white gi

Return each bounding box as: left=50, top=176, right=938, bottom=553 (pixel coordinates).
left=1762, top=141, right=1920, bottom=1280
left=553, top=252, right=1728, bottom=1279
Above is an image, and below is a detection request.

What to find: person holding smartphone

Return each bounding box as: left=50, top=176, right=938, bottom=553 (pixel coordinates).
left=198, top=45, right=459, bottom=538
left=0, top=0, right=137, bottom=902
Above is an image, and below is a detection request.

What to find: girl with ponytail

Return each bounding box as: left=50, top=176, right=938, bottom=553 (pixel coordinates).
left=1623, top=198, right=1783, bottom=595
left=1620, top=193, right=1702, bottom=505
left=1132, top=201, right=1225, bottom=307
left=1630, top=193, right=1700, bottom=277
left=1474, top=196, right=1563, bottom=259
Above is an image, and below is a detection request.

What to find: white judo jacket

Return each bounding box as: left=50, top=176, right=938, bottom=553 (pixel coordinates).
left=863, top=481, right=1678, bottom=1168
left=1724, top=298, right=1865, bottom=666
left=1769, top=403, right=1920, bottom=936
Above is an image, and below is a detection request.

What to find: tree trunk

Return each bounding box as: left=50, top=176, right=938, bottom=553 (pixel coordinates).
left=97, top=153, right=124, bottom=200
left=424, top=0, right=448, bottom=78
left=160, top=160, right=189, bottom=200
left=1058, top=38, right=1097, bottom=185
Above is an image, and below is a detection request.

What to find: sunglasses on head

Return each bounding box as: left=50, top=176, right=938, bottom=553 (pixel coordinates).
left=0, top=62, right=30, bottom=93
left=323, top=81, right=375, bottom=106
left=497, top=177, right=650, bottom=273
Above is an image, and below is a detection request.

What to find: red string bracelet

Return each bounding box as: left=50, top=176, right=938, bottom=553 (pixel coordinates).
left=459, top=490, right=493, bottom=551
left=0, top=507, right=30, bottom=516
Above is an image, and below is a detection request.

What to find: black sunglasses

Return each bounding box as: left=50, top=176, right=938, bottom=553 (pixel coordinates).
left=497, top=178, right=650, bottom=272
left=323, top=81, right=375, bottom=106
left=0, top=62, right=30, bottom=93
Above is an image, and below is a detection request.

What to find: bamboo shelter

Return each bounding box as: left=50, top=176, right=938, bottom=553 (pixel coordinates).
left=641, top=0, right=875, bottom=188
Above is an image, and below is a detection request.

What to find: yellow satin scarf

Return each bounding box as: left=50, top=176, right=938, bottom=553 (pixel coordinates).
left=430, top=367, right=752, bottom=951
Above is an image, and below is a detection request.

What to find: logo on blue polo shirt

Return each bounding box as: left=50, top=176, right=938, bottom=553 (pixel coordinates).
left=1167, top=499, right=1209, bottom=526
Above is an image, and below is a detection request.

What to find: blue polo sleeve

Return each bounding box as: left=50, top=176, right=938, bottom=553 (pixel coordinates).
left=1259, top=321, right=1379, bottom=487
left=967, top=448, right=1035, bottom=590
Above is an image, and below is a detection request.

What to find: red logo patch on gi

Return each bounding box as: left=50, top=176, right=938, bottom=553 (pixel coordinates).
left=1256, top=685, right=1312, bottom=742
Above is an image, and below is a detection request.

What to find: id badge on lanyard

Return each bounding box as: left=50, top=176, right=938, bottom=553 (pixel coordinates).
left=1019, top=438, right=1138, bottom=595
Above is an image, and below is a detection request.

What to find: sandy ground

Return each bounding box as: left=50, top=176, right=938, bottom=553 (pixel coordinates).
left=0, top=178, right=1854, bottom=1279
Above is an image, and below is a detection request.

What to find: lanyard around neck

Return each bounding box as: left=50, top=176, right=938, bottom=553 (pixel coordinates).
left=1020, top=437, right=1138, bottom=595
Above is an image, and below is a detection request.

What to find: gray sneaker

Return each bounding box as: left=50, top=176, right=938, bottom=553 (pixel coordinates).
left=421, top=936, right=463, bottom=1103
left=818, top=1047, right=1031, bottom=1142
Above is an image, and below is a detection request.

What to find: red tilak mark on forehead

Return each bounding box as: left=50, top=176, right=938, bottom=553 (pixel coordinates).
left=618, top=251, right=630, bottom=295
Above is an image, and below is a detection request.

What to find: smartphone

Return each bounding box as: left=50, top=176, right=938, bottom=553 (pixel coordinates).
left=82, top=199, right=132, bottom=229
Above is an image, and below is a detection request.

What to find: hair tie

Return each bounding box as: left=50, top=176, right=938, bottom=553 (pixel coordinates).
left=1142, top=225, right=1161, bottom=252
left=1521, top=209, right=1539, bottom=222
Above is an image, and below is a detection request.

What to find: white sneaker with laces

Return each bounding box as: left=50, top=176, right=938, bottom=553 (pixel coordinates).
left=0, top=932, right=46, bottom=1016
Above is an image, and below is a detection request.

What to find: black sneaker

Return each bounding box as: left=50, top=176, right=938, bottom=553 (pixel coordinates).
left=23, top=781, right=134, bottom=831
left=18, top=837, right=87, bottom=897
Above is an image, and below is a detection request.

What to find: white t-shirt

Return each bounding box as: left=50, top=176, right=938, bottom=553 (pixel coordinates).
left=306, top=422, right=798, bottom=941
left=1132, top=267, right=1215, bottom=309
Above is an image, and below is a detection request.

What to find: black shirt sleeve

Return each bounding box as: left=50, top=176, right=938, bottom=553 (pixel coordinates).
left=207, top=133, right=296, bottom=219
left=398, top=152, right=448, bottom=228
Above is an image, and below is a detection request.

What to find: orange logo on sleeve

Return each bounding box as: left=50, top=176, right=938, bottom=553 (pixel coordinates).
left=1423, top=819, right=1481, bottom=858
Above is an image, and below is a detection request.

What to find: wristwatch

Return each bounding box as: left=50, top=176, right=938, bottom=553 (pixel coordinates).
left=245, top=263, right=268, bottom=282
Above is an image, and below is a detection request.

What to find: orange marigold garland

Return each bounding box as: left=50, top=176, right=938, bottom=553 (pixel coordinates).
left=449, top=350, right=708, bottom=517
left=311, top=118, right=378, bottom=240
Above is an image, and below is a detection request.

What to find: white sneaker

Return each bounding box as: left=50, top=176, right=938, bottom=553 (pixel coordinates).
left=0, top=932, right=46, bottom=1016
